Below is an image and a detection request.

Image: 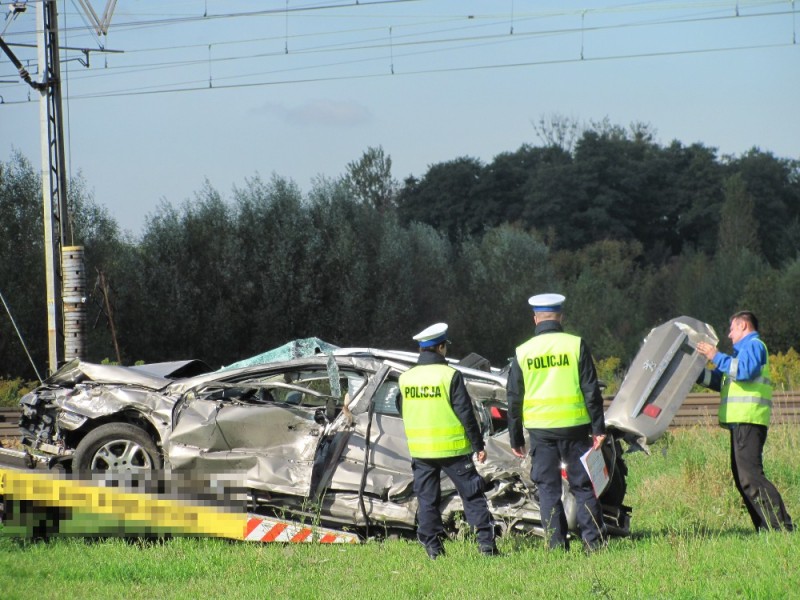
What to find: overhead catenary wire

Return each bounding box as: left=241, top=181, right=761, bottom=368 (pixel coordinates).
left=0, top=4, right=793, bottom=100
left=2, top=0, right=424, bottom=38
left=0, top=1, right=791, bottom=72
left=0, top=2, right=792, bottom=81
left=0, top=37, right=793, bottom=104
left=65, top=40, right=797, bottom=101
left=0, top=1, right=794, bottom=104
left=0, top=0, right=794, bottom=53
left=4, top=0, right=787, bottom=38
left=34, top=5, right=800, bottom=63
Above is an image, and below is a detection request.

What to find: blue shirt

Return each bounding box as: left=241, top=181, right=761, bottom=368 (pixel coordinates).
left=711, top=332, right=767, bottom=382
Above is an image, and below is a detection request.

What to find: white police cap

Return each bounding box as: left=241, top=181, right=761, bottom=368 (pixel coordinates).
left=528, top=293, right=566, bottom=312
left=413, top=322, right=449, bottom=348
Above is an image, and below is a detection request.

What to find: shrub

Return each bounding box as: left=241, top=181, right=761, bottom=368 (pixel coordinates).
left=596, top=356, right=623, bottom=396
left=770, top=348, right=800, bottom=392
left=0, top=377, right=34, bottom=407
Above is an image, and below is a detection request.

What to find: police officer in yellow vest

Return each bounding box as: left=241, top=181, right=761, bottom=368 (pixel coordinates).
left=697, top=311, right=793, bottom=532
left=506, top=294, right=607, bottom=551
left=399, top=323, right=498, bottom=559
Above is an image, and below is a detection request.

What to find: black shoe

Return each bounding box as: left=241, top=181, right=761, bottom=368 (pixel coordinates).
left=479, top=544, right=501, bottom=557
left=426, top=545, right=445, bottom=560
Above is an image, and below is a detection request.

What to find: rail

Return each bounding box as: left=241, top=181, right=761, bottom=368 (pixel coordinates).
left=602, top=392, right=800, bottom=427
left=1, top=393, right=799, bottom=442
left=0, top=407, right=21, bottom=441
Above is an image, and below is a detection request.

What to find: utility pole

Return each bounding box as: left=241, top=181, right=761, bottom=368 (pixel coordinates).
left=2, top=1, right=118, bottom=375
left=37, top=0, right=72, bottom=374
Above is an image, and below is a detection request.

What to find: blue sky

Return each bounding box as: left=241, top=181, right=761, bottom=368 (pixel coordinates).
left=1, top=0, right=798, bottom=234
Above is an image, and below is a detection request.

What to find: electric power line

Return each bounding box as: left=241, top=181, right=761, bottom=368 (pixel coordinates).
left=0, top=1, right=795, bottom=102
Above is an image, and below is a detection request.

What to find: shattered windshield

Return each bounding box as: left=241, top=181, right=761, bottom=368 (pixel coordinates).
left=191, top=367, right=368, bottom=409
left=218, top=338, right=340, bottom=371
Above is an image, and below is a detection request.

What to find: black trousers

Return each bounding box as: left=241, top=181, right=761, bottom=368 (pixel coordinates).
left=411, top=454, right=495, bottom=552
left=729, top=424, right=793, bottom=531
left=530, top=436, right=606, bottom=549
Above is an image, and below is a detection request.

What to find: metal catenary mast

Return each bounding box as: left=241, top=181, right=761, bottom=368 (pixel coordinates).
left=37, top=0, right=72, bottom=373
left=0, top=1, right=118, bottom=374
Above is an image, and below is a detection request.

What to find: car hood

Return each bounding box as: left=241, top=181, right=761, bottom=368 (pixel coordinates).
left=44, top=359, right=174, bottom=390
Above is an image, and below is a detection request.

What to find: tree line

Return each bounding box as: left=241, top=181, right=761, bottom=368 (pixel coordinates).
left=1, top=120, right=799, bottom=381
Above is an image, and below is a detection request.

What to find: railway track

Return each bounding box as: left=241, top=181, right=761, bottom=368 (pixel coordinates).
left=603, top=392, right=800, bottom=427
left=0, top=407, right=22, bottom=442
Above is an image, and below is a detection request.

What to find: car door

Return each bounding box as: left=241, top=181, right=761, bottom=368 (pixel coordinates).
left=308, top=362, right=420, bottom=512
left=167, top=366, right=343, bottom=499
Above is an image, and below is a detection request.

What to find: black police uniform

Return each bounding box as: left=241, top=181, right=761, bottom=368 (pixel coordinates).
left=506, top=319, right=607, bottom=550
left=400, top=350, right=496, bottom=558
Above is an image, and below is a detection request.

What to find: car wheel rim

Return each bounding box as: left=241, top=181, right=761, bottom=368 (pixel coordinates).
left=90, top=440, right=153, bottom=471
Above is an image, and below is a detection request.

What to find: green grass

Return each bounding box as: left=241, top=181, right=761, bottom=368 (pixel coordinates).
left=2, top=426, right=799, bottom=599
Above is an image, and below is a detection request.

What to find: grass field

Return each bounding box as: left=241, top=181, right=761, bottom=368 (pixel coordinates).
left=1, top=425, right=798, bottom=599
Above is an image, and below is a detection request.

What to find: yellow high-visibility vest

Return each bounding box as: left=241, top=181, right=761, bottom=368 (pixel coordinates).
left=399, top=363, right=471, bottom=458
left=720, top=339, right=772, bottom=426
left=516, top=332, right=589, bottom=429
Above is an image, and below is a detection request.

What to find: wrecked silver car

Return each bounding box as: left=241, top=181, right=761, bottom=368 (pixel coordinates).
left=18, top=342, right=627, bottom=538
left=16, top=318, right=718, bottom=540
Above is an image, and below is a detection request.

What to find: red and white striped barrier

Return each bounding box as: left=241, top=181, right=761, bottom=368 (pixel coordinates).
left=243, top=515, right=359, bottom=544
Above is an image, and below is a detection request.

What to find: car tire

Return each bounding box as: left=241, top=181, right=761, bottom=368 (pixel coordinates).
left=73, top=422, right=161, bottom=473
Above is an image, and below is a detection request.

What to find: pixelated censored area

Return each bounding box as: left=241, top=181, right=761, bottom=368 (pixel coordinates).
left=0, top=469, right=249, bottom=539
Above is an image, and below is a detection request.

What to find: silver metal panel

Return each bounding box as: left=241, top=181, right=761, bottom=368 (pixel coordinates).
left=605, top=316, right=718, bottom=446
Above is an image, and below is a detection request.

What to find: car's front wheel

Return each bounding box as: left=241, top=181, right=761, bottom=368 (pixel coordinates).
left=73, top=423, right=161, bottom=473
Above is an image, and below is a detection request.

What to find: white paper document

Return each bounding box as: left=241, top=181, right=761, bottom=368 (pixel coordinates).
left=580, top=446, right=610, bottom=497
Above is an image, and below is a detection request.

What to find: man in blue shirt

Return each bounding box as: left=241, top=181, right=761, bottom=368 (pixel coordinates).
left=697, top=311, right=793, bottom=532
